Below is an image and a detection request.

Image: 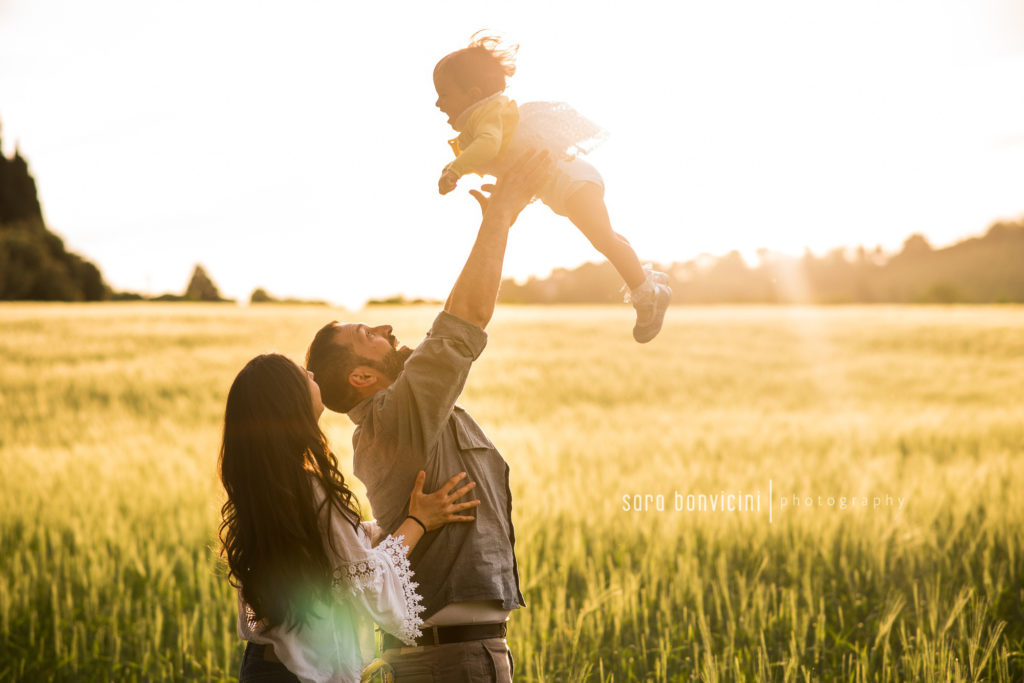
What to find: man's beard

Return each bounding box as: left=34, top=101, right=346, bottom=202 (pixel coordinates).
left=380, top=345, right=414, bottom=380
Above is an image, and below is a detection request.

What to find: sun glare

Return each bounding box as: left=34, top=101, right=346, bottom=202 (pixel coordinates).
left=0, top=0, right=1021, bottom=304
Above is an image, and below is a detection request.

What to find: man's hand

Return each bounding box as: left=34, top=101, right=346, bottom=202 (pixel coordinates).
left=473, top=150, right=551, bottom=221
left=443, top=150, right=554, bottom=330
left=468, top=184, right=497, bottom=217
left=438, top=169, right=459, bottom=195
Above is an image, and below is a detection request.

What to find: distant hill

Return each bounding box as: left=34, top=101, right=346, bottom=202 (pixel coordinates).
left=0, top=128, right=108, bottom=301
left=498, top=219, right=1024, bottom=304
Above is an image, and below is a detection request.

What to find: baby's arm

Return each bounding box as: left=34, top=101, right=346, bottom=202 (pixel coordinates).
left=439, top=168, right=459, bottom=195
left=438, top=113, right=505, bottom=194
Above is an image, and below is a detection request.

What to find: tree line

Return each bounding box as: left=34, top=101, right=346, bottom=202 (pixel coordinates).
left=0, top=132, right=317, bottom=304
left=0, top=133, right=106, bottom=301
left=498, top=220, right=1024, bottom=304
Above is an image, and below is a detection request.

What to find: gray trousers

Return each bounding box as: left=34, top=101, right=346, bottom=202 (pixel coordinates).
left=383, top=637, right=513, bottom=682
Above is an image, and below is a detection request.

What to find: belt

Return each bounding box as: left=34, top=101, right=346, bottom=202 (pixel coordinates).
left=382, top=622, right=507, bottom=650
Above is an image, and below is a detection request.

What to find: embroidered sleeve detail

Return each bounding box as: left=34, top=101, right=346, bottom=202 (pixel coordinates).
left=332, top=535, right=425, bottom=646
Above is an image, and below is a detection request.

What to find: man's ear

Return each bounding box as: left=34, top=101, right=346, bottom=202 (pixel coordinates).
left=348, top=366, right=379, bottom=390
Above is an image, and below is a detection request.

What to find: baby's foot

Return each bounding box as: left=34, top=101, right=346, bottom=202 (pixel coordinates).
left=629, top=271, right=672, bottom=343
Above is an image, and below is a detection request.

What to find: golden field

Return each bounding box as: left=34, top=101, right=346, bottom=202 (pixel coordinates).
left=1, top=303, right=1022, bottom=681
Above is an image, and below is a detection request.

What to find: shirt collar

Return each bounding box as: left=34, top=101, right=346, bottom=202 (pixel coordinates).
left=452, top=91, right=506, bottom=132
left=346, top=394, right=374, bottom=424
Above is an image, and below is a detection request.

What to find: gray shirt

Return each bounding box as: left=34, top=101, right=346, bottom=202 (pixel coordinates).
left=348, top=311, right=525, bottom=619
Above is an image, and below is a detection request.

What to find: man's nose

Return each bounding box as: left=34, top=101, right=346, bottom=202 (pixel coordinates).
left=372, top=324, right=392, bottom=336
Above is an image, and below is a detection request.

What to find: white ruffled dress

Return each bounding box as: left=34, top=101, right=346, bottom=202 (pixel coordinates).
left=511, top=101, right=609, bottom=160
left=477, top=98, right=609, bottom=215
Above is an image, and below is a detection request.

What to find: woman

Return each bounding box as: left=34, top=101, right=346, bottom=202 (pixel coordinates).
left=219, top=353, right=480, bottom=683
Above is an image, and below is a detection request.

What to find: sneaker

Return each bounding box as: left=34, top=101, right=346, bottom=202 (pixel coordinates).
left=631, top=273, right=672, bottom=343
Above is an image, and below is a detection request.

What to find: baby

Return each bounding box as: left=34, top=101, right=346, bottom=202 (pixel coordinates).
left=434, top=34, right=672, bottom=343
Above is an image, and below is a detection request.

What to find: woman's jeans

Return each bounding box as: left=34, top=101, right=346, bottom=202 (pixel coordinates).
left=239, top=642, right=300, bottom=683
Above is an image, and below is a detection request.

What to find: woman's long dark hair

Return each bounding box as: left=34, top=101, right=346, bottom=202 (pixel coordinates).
left=218, top=353, right=360, bottom=630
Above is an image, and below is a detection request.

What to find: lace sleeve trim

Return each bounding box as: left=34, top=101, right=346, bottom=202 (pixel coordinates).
left=331, top=534, right=425, bottom=646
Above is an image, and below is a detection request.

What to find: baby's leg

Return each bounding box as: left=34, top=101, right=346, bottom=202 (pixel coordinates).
left=564, top=183, right=646, bottom=289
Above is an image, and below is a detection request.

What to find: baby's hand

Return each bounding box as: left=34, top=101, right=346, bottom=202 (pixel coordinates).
left=438, top=169, right=459, bottom=195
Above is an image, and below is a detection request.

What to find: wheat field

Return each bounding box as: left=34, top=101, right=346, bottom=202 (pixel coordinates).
left=1, top=303, right=1022, bottom=681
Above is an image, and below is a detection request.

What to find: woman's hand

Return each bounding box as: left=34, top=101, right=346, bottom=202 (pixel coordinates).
left=408, top=471, right=480, bottom=531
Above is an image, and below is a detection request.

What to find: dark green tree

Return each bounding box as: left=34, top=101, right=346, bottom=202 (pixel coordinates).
left=250, top=287, right=275, bottom=303
left=0, top=124, right=108, bottom=300
left=183, top=264, right=226, bottom=302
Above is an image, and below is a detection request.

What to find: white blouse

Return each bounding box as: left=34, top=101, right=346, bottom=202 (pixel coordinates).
left=236, top=479, right=424, bottom=683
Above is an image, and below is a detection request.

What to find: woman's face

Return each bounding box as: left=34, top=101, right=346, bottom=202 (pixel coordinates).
left=305, top=368, right=324, bottom=419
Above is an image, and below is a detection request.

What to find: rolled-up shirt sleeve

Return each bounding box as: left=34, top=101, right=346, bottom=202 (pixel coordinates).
left=365, top=311, right=487, bottom=458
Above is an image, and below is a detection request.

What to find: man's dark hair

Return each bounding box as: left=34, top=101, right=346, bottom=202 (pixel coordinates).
left=305, top=322, right=366, bottom=413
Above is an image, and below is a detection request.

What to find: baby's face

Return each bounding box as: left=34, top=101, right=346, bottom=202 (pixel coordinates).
left=433, top=69, right=479, bottom=127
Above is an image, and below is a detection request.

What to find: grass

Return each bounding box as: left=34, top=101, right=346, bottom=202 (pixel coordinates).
left=1, top=303, right=1022, bottom=681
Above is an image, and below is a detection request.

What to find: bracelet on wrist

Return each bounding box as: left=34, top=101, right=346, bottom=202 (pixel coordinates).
left=407, top=515, right=427, bottom=533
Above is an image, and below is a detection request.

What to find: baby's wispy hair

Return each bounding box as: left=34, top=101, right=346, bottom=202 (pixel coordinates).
left=435, top=30, right=519, bottom=96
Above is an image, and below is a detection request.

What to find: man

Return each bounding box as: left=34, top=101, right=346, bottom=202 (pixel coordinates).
left=306, top=152, right=552, bottom=681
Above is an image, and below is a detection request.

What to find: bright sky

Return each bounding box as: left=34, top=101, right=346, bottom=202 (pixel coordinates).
left=1, top=0, right=1022, bottom=307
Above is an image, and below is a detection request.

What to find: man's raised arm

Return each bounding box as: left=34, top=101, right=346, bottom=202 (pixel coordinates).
left=444, top=151, right=551, bottom=330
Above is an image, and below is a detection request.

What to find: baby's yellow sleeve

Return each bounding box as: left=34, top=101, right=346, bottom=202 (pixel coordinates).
left=446, top=109, right=504, bottom=178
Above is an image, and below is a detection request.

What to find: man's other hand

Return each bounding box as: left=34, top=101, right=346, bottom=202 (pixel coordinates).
left=468, top=183, right=497, bottom=217
left=482, top=150, right=552, bottom=221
